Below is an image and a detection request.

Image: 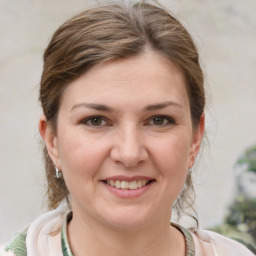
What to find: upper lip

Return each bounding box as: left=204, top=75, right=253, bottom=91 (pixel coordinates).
left=102, top=176, right=155, bottom=182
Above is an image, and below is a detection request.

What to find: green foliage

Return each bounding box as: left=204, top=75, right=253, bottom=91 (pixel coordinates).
left=225, top=198, right=256, bottom=241
left=210, top=144, right=256, bottom=254
left=226, top=198, right=256, bottom=224
left=237, top=144, right=256, bottom=173
left=210, top=198, right=256, bottom=253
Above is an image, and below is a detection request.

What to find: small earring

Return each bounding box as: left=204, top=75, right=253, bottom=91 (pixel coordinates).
left=55, top=167, right=62, bottom=179
left=191, top=155, right=195, bottom=165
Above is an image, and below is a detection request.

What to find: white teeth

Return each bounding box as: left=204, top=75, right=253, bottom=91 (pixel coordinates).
left=121, top=181, right=129, bottom=189
left=129, top=180, right=138, bottom=189
left=115, top=180, right=121, bottom=188
left=129, top=181, right=137, bottom=190
left=106, top=179, right=151, bottom=189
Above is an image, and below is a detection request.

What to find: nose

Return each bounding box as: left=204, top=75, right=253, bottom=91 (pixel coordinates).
left=110, top=124, right=148, bottom=168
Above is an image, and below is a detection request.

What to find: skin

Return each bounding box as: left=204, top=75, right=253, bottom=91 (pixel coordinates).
left=39, top=51, right=204, bottom=256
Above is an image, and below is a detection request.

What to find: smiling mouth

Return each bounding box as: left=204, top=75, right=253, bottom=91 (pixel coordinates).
left=103, top=179, right=155, bottom=190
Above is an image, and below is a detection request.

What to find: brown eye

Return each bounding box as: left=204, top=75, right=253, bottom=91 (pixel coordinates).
left=148, top=115, right=175, bottom=126
left=152, top=116, right=165, bottom=125
left=81, top=116, right=108, bottom=126
left=90, top=117, right=103, bottom=126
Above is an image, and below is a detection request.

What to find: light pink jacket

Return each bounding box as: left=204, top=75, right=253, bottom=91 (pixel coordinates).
left=1, top=209, right=255, bottom=256
left=191, top=228, right=255, bottom=255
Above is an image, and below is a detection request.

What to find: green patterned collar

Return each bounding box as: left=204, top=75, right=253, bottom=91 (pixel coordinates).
left=172, top=223, right=195, bottom=256
left=61, top=212, right=195, bottom=256
left=61, top=212, right=74, bottom=256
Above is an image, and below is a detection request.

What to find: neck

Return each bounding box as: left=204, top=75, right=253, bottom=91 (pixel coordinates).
left=67, top=210, right=186, bottom=256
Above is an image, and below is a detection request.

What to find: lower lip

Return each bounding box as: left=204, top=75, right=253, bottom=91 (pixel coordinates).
left=102, top=181, right=154, bottom=198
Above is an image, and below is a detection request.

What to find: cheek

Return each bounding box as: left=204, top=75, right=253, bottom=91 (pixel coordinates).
left=151, top=135, right=191, bottom=173
left=150, top=135, right=191, bottom=198
left=57, top=133, right=109, bottom=185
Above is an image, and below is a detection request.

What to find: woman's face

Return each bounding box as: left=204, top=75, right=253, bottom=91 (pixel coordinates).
left=41, top=51, right=204, bottom=230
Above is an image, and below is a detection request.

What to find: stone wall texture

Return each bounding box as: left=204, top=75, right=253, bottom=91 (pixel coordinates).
left=1, top=0, right=256, bottom=242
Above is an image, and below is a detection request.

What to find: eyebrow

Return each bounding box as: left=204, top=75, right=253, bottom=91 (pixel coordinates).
left=71, top=101, right=182, bottom=112
left=143, top=101, right=182, bottom=111
left=71, top=103, right=114, bottom=112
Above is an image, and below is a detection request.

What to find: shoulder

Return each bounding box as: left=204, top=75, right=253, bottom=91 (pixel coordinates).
left=191, top=228, right=255, bottom=256
left=0, top=230, right=27, bottom=256
left=1, top=206, right=68, bottom=256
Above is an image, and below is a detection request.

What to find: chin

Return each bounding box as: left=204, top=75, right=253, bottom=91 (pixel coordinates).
left=99, top=205, right=154, bottom=231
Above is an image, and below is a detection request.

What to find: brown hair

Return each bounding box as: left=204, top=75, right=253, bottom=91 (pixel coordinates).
left=39, top=1, right=205, bottom=220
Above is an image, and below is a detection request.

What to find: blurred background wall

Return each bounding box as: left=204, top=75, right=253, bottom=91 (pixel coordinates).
left=1, top=0, right=256, bottom=243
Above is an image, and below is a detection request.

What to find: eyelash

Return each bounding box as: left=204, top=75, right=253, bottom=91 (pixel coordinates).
left=80, top=116, right=110, bottom=127
left=80, top=115, right=175, bottom=127
left=147, top=115, right=176, bottom=126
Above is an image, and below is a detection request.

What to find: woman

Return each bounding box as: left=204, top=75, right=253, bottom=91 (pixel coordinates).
left=1, top=1, right=254, bottom=255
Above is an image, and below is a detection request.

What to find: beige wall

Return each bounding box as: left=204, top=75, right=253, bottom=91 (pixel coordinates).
left=1, top=0, right=256, bottom=242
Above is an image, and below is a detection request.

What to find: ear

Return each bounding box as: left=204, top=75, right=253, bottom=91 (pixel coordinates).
left=39, top=114, right=60, bottom=168
left=188, top=113, right=205, bottom=169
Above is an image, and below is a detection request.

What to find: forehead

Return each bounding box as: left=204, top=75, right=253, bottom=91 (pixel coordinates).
left=60, top=51, right=189, bottom=110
